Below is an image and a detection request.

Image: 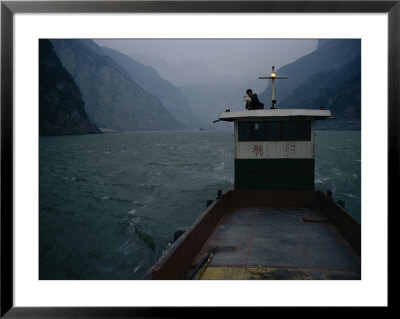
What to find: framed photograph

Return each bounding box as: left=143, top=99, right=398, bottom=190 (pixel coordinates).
left=2, top=0, right=396, bottom=317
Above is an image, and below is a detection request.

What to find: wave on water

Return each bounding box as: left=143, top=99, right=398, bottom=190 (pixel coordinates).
left=134, top=263, right=143, bottom=273
left=214, top=162, right=225, bottom=170
left=133, top=225, right=156, bottom=251
left=315, top=176, right=330, bottom=184
left=120, top=210, right=156, bottom=252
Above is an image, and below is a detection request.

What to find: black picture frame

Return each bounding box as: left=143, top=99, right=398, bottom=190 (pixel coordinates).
left=1, top=1, right=396, bottom=317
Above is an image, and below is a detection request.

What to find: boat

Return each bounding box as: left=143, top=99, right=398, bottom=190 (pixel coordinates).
left=143, top=67, right=361, bottom=280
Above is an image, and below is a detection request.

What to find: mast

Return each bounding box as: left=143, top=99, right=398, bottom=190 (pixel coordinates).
left=259, top=66, right=288, bottom=109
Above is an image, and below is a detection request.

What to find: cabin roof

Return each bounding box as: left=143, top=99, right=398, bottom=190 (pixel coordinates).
left=219, top=109, right=332, bottom=122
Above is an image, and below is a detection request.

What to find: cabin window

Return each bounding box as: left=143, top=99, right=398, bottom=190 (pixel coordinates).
left=267, top=122, right=281, bottom=141
left=254, top=122, right=267, bottom=141
left=282, top=121, right=296, bottom=140
left=238, top=120, right=311, bottom=142
left=238, top=122, right=252, bottom=141
left=296, top=120, right=311, bottom=140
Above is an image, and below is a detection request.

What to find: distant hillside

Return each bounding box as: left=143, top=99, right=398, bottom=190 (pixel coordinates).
left=128, top=52, right=273, bottom=128
left=129, top=52, right=238, bottom=87
left=180, top=82, right=262, bottom=129
left=281, top=57, right=361, bottom=130
left=259, top=39, right=361, bottom=129
left=39, top=39, right=101, bottom=136
left=98, top=45, right=203, bottom=129
left=50, top=40, right=182, bottom=132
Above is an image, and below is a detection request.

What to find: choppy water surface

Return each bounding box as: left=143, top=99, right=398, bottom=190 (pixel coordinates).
left=39, top=129, right=360, bottom=279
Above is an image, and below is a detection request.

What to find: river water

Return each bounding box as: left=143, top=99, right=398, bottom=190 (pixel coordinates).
left=39, top=129, right=360, bottom=280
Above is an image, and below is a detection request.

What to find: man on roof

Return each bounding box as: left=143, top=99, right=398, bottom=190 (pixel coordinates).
left=244, top=89, right=264, bottom=110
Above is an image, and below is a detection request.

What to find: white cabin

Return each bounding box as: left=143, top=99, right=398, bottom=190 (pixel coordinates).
left=219, top=109, right=332, bottom=190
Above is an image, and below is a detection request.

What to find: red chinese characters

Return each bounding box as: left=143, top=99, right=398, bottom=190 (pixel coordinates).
left=285, top=144, right=297, bottom=155
left=252, top=144, right=263, bottom=157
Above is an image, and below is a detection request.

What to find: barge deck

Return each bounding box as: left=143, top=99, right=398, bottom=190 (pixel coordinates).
left=143, top=189, right=361, bottom=280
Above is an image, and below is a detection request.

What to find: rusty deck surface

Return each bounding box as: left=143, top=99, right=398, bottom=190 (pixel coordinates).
left=144, top=189, right=361, bottom=280
left=191, top=207, right=360, bottom=280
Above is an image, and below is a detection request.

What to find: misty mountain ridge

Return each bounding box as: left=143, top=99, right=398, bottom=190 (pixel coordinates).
left=180, top=82, right=244, bottom=130
left=281, top=56, right=361, bottom=129
left=129, top=51, right=268, bottom=128
left=97, top=45, right=205, bottom=129
left=40, top=38, right=360, bottom=135
left=129, top=40, right=360, bottom=130
left=129, top=52, right=247, bottom=87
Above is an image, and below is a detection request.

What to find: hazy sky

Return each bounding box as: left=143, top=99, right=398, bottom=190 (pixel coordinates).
left=94, top=39, right=318, bottom=78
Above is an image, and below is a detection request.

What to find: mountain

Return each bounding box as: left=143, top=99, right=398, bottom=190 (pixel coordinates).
left=259, top=40, right=360, bottom=107
left=180, top=82, right=269, bottom=130
left=128, top=52, right=269, bottom=128
left=179, top=75, right=268, bottom=129
left=259, top=39, right=361, bottom=129
left=50, top=40, right=182, bottom=132
left=98, top=45, right=203, bottom=129
left=39, top=39, right=101, bottom=136
left=237, top=70, right=270, bottom=95
left=281, top=57, right=361, bottom=129
left=129, top=52, right=238, bottom=87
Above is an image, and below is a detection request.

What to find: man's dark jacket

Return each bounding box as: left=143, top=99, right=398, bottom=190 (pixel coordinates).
left=246, top=94, right=264, bottom=110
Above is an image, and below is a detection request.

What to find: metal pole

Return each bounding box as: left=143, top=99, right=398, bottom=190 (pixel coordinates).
left=271, top=78, right=275, bottom=109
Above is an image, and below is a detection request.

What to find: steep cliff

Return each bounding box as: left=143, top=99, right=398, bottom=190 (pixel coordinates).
left=50, top=40, right=182, bottom=131
left=281, top=57, right=361, bottom=129
left=39, top=39, right=101, bottom=136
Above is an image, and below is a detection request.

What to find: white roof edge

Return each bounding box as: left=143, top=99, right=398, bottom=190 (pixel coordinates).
left=219, top=109, right=332, bottom=121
